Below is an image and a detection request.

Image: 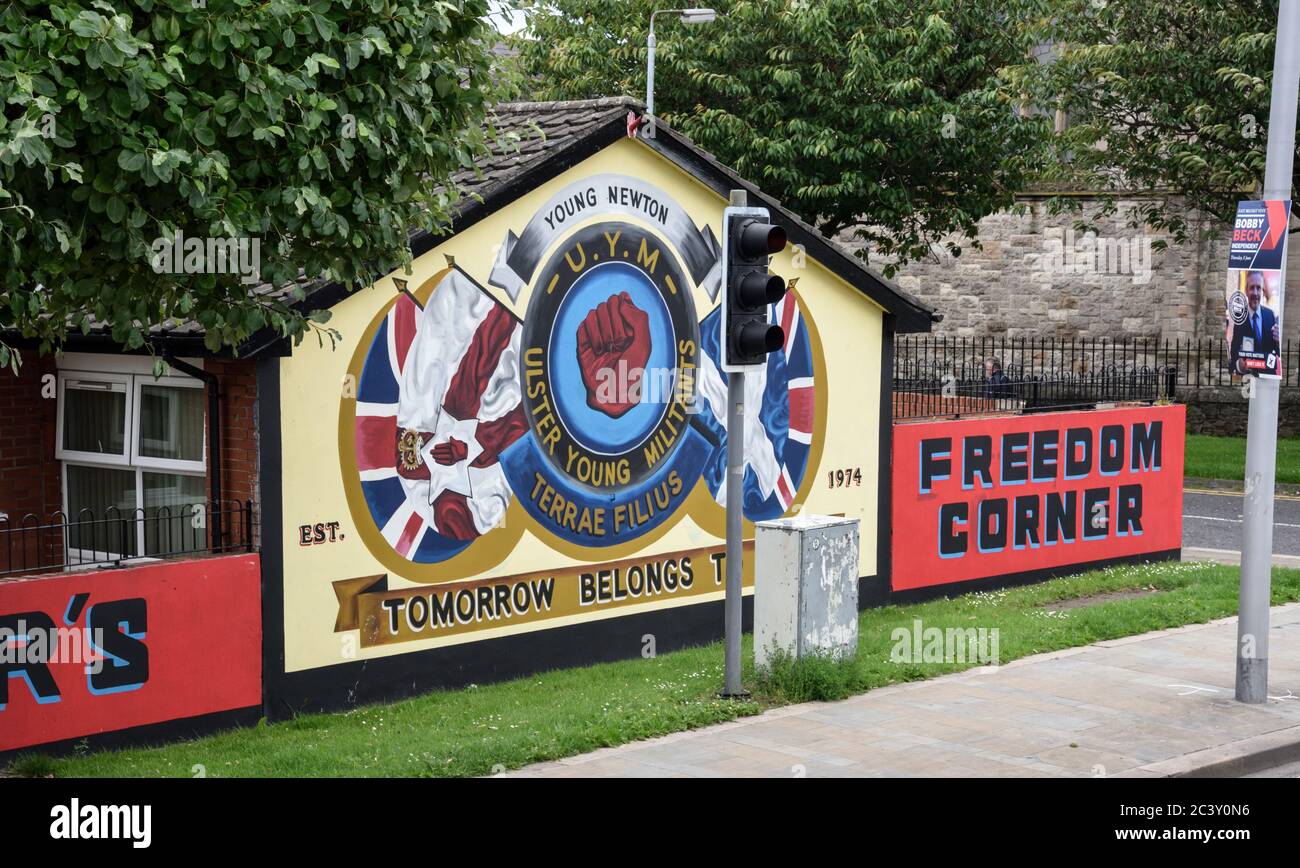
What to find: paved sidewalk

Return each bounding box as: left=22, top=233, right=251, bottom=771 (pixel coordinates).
left=509, top=603, right=1300, bottom=778
left=1183, top=546, right=1300, bottom=569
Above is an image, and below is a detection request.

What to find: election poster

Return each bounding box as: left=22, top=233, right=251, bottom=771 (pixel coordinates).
left=1224, top=199, right=1290, bottom=379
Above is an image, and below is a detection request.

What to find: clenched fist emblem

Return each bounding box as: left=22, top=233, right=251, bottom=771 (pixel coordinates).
left=576, top=291, right=652, bottom=418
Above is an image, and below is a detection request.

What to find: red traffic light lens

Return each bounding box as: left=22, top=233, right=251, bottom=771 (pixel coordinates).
left=738, top=220, right=787, bottom=258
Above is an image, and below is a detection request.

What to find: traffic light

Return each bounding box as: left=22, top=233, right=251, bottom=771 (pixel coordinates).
left=721, top=206, right=788, bottom=370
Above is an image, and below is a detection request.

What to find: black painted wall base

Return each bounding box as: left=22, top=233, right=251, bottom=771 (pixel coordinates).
left=266, top=551, right=1176, bottom=719
left=0, top=705, right=262, bottom=765
left=884, top=548, right=1182, bottom=607
left=264, top=594, right=757, bottom=721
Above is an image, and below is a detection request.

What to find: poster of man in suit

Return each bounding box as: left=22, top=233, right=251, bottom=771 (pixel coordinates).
left=1224, top=199, right=1290, bottom=379
left=1226, top=268, right=1282, bottom=377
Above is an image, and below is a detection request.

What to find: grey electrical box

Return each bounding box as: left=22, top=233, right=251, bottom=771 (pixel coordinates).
left=753, top=515, right=860, bottom=671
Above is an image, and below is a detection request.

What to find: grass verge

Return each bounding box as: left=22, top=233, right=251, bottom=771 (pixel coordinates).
left=1185, top=434, right=1300, bottom=484
left=8, top=560, right=1299, bottom=778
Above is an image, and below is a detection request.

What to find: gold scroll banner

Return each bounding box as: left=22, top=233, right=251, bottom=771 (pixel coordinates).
left=332, top=542, right=754, bottom=648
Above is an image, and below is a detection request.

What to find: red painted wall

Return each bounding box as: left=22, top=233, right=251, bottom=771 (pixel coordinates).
left=892, top=405, right=1185, bottom=592
left=0, top=553, right=261, bottom=752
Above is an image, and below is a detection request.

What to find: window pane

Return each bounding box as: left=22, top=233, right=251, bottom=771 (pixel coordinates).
left=138, top=384, right=204, bottom=463
left=63, top=380, right=126, bottom=456
left=65, top=464, right=137, bottom=559
left=143, top=472, right=206, bottom=556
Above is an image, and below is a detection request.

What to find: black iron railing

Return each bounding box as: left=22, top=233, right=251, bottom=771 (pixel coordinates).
left=893, top=336, right=1298, bottom=420
left=0, top=500, right=254, bottom=578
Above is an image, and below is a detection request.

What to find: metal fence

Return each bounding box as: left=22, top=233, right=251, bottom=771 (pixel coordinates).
left=0, top=500, right=254, bottom=578
left=894, top=336, right=1299, bottom=420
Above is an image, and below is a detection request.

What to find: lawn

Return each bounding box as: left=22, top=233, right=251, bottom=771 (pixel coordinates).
left=10, top=560, right=1299, bottom=778
left=1185, top=433, right=1300, bottom=483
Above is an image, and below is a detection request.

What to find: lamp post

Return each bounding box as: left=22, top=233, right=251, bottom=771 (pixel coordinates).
left=646, top=7, right=718, bottom=127
left=1236, top=0, right=1300, bottom=703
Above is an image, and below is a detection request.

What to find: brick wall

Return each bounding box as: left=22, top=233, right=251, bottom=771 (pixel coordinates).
left=0, top=356, right=62, bottom=522
left=0, top=356, right=63, bottom=574
left=207, top=358, right=260, bottom=548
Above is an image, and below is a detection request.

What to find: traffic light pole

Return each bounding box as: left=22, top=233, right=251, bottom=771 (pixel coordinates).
left=1236, top=0, right=1300, bottom=703
left=723, top=188, right=748, bottom=698
left=724, top=358, right=746, bottom=697
left=718, top=189, right=787, bottom=698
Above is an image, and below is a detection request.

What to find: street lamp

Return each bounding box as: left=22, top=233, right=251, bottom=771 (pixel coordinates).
left=646, top=8, right=718, bottom=126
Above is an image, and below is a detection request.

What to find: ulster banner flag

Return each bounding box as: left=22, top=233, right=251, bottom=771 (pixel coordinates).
left=354, top=268, right=528, bottom=558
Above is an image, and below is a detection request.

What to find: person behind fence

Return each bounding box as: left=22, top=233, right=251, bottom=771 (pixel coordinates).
left=984, top=358, right=1014, bottom=400
left=1229, top=270, right=1280, bottom=376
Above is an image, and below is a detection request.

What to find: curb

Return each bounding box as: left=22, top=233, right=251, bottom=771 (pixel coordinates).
left=1184, top=478, right=1300, bottom=498
left=1116, top=724, right=1300, bottom=778
left=1182, top=546, right=1300, bottom=569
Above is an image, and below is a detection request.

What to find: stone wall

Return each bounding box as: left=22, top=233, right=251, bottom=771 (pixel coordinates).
left=1181, top=386, right=1300, bottom=439
left=868, top=194, right=1300, bottom=346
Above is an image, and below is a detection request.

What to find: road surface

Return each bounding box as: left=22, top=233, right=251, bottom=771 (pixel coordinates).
left=1182, top=489, right=1300, bottom=565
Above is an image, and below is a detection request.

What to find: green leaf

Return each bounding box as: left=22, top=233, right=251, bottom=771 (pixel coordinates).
left=70, top=12, right=105, bottom=38
left=117, top=150, right=145, bottom=172
left=0, top=0, right=497, bottom=358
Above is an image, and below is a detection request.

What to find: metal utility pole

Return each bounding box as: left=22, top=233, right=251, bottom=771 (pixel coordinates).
left=1237, top=0, right=1299, bottom=703
left=718, top=189, right=788, bottom=698
left=723, top=187, right=747, bottom=698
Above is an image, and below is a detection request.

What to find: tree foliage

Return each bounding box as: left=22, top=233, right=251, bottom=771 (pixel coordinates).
left=511, top=0, right=1050, bottom=275
left=1008, top=0, right=1289, bottom=242
left=0, top=0, right=499, bottom=368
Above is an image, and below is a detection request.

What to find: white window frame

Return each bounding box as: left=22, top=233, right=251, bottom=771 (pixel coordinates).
left=54, top=356, right=208, bottom=564
left=130, top=374, right=207, bottom=473
left=61, top=463, right=209, bottom=567
left=55, top=371, right=134, bottom=467
left=61, top=462, right=139, bottom=567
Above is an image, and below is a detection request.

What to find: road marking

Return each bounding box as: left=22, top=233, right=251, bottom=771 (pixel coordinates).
left=1184, top=487, right=1300, bottom=503
left=1185, top=514, right=1300, bottom=528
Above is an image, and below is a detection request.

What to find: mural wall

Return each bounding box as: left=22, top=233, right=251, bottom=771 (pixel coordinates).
left=278, top=140, right=885, bottom=675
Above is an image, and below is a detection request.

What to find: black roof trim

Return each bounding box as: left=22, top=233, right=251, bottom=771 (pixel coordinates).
left=250, top=97, right=936, bottom=355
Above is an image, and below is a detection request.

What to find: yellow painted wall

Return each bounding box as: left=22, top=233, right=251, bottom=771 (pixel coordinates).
left=278, top=137, right=883, bottom=673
